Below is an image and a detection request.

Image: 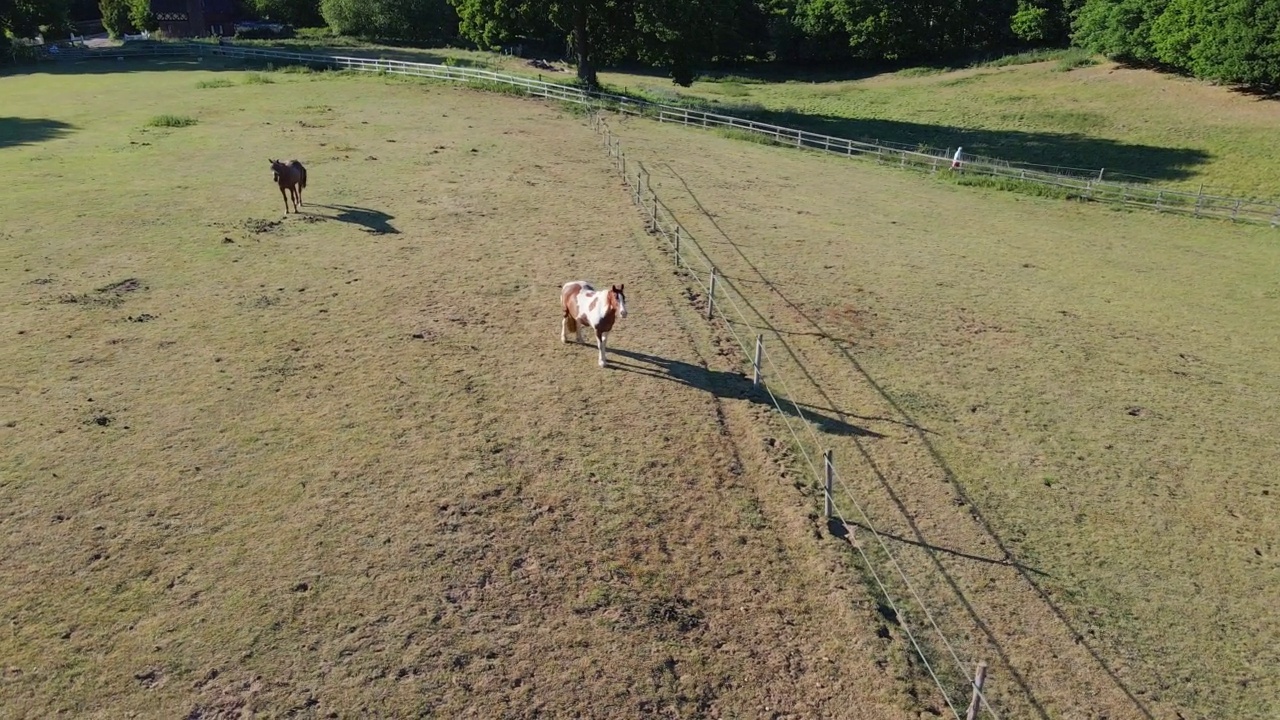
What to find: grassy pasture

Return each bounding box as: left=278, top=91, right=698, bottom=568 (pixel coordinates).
left=0, top=64, right=930, bottom=717
left=223, top=35, right=1280, bottom=196
left=605, top=113, right=1280, bottom=719
left=598, top=59, right=1280, bottom=197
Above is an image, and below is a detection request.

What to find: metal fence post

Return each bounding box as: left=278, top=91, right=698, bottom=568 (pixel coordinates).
left=752, top=334, right=763, bottom=386
left=823, top=450, right=834, bottom=518
left=651, top=192, right=659, bottom=232
left=707, top=269, right=717, bottom=320
left=674, top=227, right=682, bottom=267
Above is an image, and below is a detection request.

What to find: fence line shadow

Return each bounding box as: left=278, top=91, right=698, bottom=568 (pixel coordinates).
left=653, top=161, right=1156, bottom=720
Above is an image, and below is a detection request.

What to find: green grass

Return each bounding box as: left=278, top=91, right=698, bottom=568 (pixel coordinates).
left=610, top=116, right=1280, bottom=720
left=145, top=113, right=198, bottom=127
left=199, top=37, right=1280, bottom=196
left=195, top=78, right=234, bottom=89
left=241, top=72, right=275, bottom=84
left=0, top=60, right=926, bottom=719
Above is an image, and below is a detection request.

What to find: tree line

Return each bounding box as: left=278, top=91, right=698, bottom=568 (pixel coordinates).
left=4, top=0, right=1278, bottom=91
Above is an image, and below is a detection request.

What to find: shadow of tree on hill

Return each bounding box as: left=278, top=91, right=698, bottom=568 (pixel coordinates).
left=667, top=104, right=1211, bottom=183
left=0, top=117, right=75, bottom=148
left=604, top=346, right=884, bottom=438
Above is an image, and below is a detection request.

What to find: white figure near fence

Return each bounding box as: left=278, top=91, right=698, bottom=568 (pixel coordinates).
left=952, top=146, right=964, bottom=170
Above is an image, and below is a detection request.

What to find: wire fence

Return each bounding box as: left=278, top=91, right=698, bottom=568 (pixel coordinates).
left=40, top=42, right=1280, bottom=228
left=590, top=110, right=1000, bottom=720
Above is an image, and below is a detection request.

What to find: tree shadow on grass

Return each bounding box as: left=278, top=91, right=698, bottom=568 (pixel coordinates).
left=663, top=102, right=1211, bottom=183
left=307, top=204, right=399, bottom=235
left=0, top=117, right=75, bottom=149
left=0, top=56, right=242, bottom=78
left=603, top=346, right=884, bottom=439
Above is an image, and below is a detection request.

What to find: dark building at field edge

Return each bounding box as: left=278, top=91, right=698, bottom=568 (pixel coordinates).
left=150, top=0, right=235, bottom=37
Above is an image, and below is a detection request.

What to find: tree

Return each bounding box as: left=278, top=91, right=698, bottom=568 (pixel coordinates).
left=1072, top=0, right=1170, bottom=63
left=128, top=0, right=157, bottom=32
left=98, top=0, right=131, bottom=37
left=320, top=0, right=458, bottom=42
left=1151, top=0, right=1280, bottom=86
left=245, top=0, right=323, bottom=26
left=1011, top=0, right=1053, bottom=42
left=449, top=0, right=730, bottom=88
left=2, top=0, right=71, bottom=38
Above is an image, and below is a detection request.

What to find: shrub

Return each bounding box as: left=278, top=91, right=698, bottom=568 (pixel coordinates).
left=146, top=114, right=198, bottom=127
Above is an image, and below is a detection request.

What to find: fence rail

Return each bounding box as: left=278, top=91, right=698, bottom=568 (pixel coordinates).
left=593, top=111, right=1004, bottom=719
left=46, top=41, right=1280, bottom=227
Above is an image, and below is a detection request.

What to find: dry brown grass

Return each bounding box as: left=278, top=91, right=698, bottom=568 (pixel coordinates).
left=605, top=113, right=1280, bottom=720
left=0, top=67, right=943, bottom=717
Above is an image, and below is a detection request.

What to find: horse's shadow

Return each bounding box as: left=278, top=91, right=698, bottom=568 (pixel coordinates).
left=605, top=347, right=884, bottom=438
left=308, top=204, right=399, bottom=235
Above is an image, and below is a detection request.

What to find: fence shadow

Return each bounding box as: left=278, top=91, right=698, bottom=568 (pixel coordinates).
left=307, top=204, right=399, bottom=235
left=603, top=347, right=884, bottom=438
left=652, top=160, right=1157, bottom=719
left=0, top=117, right=75, bottom=148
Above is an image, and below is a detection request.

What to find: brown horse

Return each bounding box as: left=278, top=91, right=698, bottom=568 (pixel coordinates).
left=269, top=159, right=307, bottom=213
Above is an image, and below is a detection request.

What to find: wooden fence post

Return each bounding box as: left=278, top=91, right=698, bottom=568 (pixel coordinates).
left=823, top=450, right=834, bottom=518
left=965, top=661, right=989, bottom=720
left=674, top=227, right=682, bottom=267
left=651, top=192, right=659, bottom=232
left=752, top=334, right=763, bottom=386
left=1271, top=204, right=1280, bottom=228
left=1156, top=190, right=1164, bottom=213
left=1195, top=186, right=1205, bottom=217
left=707, top=269, right=717, bottom=320
left=1233, top=198, right=1243, bottom=221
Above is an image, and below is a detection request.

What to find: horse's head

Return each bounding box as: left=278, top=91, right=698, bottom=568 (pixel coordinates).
left=610, top=284, right=627, bottom=319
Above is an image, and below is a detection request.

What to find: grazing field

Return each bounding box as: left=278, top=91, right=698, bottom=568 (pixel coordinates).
left=1, top=64, right=927, bottom=717
left=600, top=58, right=1280, bottom=197
left=605, top=113, right=1280, bottom=720
left=226, top=35, right=1280, bottom=196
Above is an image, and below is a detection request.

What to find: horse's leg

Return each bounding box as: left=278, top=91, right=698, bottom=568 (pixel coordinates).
left=295, top=179, right=303, bottom=208
left=561, top=316, right=570, bottom=344
left=280, top=186, right=290, bottom=214
left=290, top=184, right=300, bottom=213
left=596, top=328, right=608, bottom=368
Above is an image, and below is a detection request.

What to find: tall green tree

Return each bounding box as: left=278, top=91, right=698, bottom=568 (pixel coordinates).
left=246, top=0, right=323, bottom=26
left=1, top=0, right=70, bottom=38
left=98, top=0, right=130, bottom=37
left=321, top=0, right=457, bottom=42
left=1072, top=0, right=1170, bottom=63
left=449, top=0, right=731, bottom=87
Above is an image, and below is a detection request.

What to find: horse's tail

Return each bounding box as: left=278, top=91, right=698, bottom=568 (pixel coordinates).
left=295, top=162, right=307, bottom=189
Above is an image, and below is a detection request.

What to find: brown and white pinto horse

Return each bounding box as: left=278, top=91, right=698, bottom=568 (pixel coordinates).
left=269, top=158, right=307, bottom=214
left=561, top=280, right=627, bottom=368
